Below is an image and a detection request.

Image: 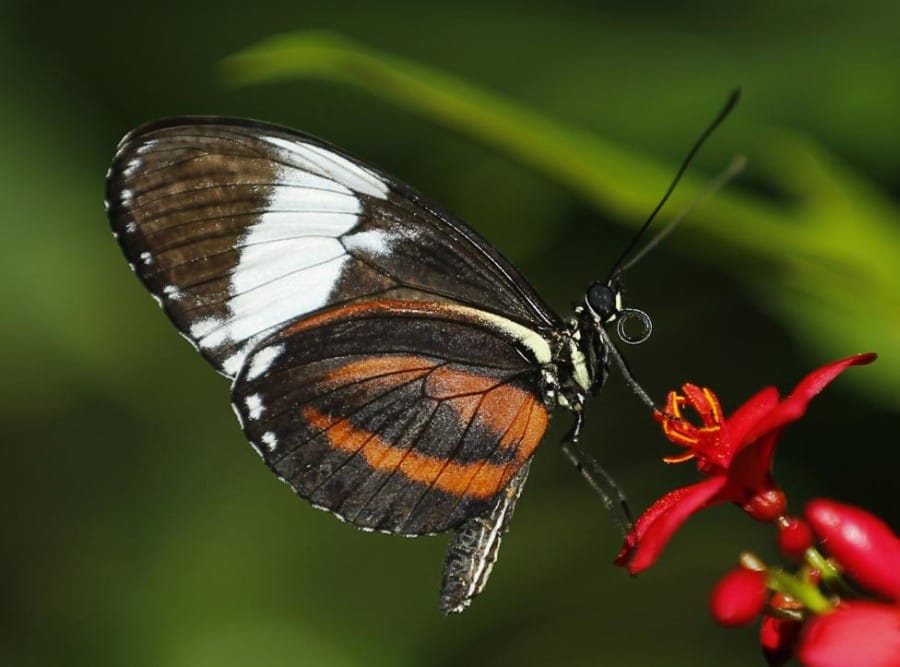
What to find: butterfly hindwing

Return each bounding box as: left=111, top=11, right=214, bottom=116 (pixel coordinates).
left=106, top=117, right=558, bottom=378
left=440, top=460, right=532, bottom=614
left=231, top=300, right=551, bottom=535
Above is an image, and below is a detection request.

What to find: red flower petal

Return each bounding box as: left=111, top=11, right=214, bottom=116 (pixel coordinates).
left=615, top=477, right=726, bottom=574
left=745, top=354, right=876, bottom=444
left=727, top=386, right=780, bottom=448
left=797, top=602, right=900, bottom=667
left=806, top=499, right=900, bottom=601
left=716, top=432, right=782, bottom=512
left=710, top=567, right=768, bottom=626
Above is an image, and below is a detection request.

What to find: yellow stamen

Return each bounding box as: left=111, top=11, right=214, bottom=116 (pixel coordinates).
left=703, top=387, right=723, bottom=424
left=657, top=385, right=726, bottom=466
left=663, top=452, right=697, bottom=464
left=661, top=419, right=699, bottom=446
left=670, top=394, right=685, bottom=419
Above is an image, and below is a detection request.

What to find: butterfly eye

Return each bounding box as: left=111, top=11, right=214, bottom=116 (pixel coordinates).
left=586, top=282, right=618, bottom=321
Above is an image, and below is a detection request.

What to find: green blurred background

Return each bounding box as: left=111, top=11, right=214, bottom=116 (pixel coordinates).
left=3, top=2, right=898, bottom=665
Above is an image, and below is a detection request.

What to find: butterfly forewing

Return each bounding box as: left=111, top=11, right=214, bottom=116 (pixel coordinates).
left=106, top=117, right=558, bottom=378
left=231, top=300, right=550, bottom=535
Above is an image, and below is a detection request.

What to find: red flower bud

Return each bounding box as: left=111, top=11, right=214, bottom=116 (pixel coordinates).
left=761, top=615, right=803, bottom=667
left=744, top=488, right=787, bottom=522
left=797, top=602, right=900, bottom=667
left=711, top=567, right=768, bottom=627
left=806, top=499, right=900, bottom=601
left=778, top=517, right=813, bottom=560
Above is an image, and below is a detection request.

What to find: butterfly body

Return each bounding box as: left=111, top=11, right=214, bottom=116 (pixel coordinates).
left=106, top=117, right=620, bottom=613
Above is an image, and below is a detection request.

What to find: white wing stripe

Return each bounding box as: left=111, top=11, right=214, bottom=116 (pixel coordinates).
left=188, top=149, right=372, bottom=375
left=232, top=237, right=347, bottom=293
left=265, top=170, right=353, bottom=195
left=265, top=136, right=389, bottom=199
left=199, top=255, right=349, bottom=350
left=301, top=143, right=389, bottom=198
left=237, top=212, right=358, bottom=244
left=266, top=185, right=360, bottom=213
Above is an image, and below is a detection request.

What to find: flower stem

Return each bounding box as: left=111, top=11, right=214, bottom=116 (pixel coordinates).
left=767, top=570, right=833, bottom=615
left=804, top=547, right=854, bottom=597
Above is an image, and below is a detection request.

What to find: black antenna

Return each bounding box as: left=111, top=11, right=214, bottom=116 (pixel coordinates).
left=607, top=87, right=741, bottom=280
left=616, top=153, right=746, bottom=275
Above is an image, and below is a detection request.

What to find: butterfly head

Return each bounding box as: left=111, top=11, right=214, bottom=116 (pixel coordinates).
left=584, top=276, right=652, bottom=346
left=585, top=277, right=624, bottom=324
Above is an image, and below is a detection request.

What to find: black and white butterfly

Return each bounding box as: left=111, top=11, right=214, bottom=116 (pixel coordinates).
left=105, top=94, right=736, bottom=614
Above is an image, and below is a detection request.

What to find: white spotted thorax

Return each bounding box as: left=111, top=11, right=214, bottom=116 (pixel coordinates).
left=547, top=279, right=633, bottom=413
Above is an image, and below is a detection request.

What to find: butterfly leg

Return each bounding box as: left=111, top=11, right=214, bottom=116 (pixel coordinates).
left=561, top=417, right=634, bottom=538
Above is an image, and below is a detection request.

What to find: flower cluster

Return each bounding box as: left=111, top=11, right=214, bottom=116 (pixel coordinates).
left=615, top=353, right=900, bottom=666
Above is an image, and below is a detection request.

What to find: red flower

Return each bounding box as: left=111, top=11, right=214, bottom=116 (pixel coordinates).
left=796, top=602, right=900, bottom=667
left=616, top=353, right=876, bottom=574
left=761, top=599, right=803, bottom=667
left=806, top=499, right=900, bottom=601
left=710, top=566, right=768, bottom=627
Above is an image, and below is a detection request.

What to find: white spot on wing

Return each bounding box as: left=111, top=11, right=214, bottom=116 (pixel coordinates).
left=121, top=189, right=133, bottom=204
left=343, top=228, right=403, bottom=256
left=123, top=157, right=142, bottom=178
left=261, top=431, right=278, bottom=451
left=162, top=284, right=183, bottom=301
left=125, top=221, right=137, bottom=233
left=135, top=139, right=157, bottom=155
left=245, top=394, right=264, bottom=419
left=140, top=251, right=153, bottom=265
left=190, top=316, right=225, bottom=340
left=246, top=344, right=285, bottom=381
left=221, top=351, right=246, bottom=378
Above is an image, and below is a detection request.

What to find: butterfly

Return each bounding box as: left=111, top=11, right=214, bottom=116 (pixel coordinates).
left=105, top=93, right=737, bottom=614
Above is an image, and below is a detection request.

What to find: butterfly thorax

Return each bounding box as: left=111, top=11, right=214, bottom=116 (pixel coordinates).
left=545, top=307, right=609, bottom=414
